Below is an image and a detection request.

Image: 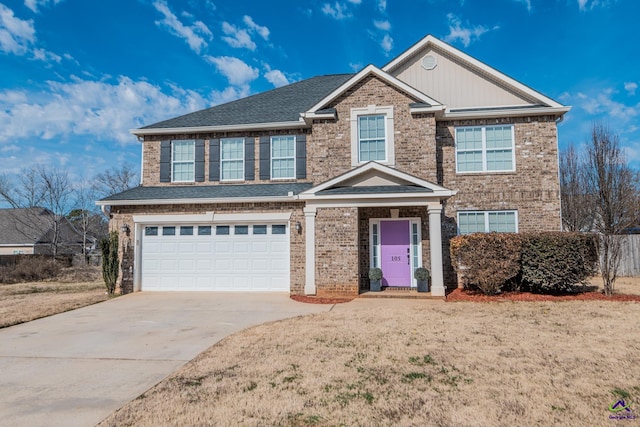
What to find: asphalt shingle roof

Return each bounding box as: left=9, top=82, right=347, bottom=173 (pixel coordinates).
left=100, top=183, right=314, bottom=202
left=141, top=74, right=354, bottom=130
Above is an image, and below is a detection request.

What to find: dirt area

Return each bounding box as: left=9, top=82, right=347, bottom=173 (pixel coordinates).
left=0, top=277, right=108, bottom=328
left=100, top=277, right=640, bottom=427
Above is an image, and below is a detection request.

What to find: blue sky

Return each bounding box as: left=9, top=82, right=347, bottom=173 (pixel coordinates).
left=0, top=0, right=638, bottom=184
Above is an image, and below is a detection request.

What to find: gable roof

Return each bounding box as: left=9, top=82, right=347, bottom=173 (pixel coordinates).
left=132, top=74, right=353, bottom=135
left=383, top=34, right=567, bottom=111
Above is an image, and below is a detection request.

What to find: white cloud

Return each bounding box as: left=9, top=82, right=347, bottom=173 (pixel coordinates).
left=577, top=0, right=612, bottom=11
left=0, top=77, right=216, bottom=144
left=23, top=0, right=64, bottom=13
left=349, top=62, right=362, bottom=72
left=209, top=85, right=250, bottom=105
left=378, top=0, right=387, bottom=11
left=205, top=56, right=259, bottom=86
left=347, top=0, right=362, bottom=3
left=321, top=2, right=351, bottom=20
left=222, top=22, right=256, bottom=50
left=153, top=0, right=212, bottom=54
left=443, top=14, right=495, bottom=48
left=381, top=34, right=393, bottom=53
left=32, top=47, right=61, bottom=62
left=243, top=15, right=269, bottom=40
left=264, top=69, right=289, bottom=88
left=374, top=20, right=390, bottom=31
left=0, top=4, right=35, bottom=55
left=624, top=82, right=638, bottom=96
left=514, top=0, right=532, bottom=12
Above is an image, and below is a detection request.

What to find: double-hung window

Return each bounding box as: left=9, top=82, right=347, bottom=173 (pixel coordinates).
left=358, top=115, right=386, bottom=162
left=271, top=136, right=295, bottom=179
left=172, top=140, right=195, bottom=182
left=455, top=125, right=515, bottom=173
left=221, top=138, right=244, bottom=181
left=457, top=211, right=518, bottom=235
left=350, top=105, right=395, bottom=166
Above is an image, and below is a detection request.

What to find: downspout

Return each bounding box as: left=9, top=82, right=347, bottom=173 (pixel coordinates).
left=100, top=204, right=110, bottom=218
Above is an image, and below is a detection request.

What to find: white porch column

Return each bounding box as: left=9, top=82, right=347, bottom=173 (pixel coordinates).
left=303, top=206, right=317, bottom=295
left=428, top=203, right=446, bottom=297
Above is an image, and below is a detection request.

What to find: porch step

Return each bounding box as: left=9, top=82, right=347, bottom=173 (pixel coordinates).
left=359, top=290, right=445, bottom=300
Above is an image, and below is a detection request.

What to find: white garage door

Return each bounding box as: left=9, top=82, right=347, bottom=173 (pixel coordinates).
left=140, top=223, right=290, bottom=291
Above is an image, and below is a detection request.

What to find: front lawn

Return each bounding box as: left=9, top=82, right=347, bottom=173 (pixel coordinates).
left=99, top=286, right=640, bottom=426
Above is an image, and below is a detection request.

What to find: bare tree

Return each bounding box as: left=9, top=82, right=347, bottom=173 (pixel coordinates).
left=92, top=163, right=139, bottom=198
left=36, top=165, right=75, bottom=257
left=69, top=181, right=107, bottom=262
left=584, top=123, right=640, bottom=296
left=560, top=143, right=595, bottom=232
left=0, top=168, right=45, bottom=208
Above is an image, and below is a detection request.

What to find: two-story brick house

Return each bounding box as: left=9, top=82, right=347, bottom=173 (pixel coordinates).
left=98, top=35, right=569, bottom=297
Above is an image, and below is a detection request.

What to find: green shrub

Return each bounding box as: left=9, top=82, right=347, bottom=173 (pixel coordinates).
left=521, top=232, right=598, bottom=293
left=450, top=233, right=523, bottom=295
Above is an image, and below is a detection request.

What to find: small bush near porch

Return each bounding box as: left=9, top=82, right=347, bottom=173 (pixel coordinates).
left=451, top=232, right=598, bottom=295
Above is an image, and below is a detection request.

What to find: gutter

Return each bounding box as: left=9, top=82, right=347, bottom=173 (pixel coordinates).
left=95, top=195, right=300, bottom=207
left=130, top=120, right=308, bottom=137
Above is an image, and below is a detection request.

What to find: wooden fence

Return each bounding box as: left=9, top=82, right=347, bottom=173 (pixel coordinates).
left=618, top=235, right=640, bottom=277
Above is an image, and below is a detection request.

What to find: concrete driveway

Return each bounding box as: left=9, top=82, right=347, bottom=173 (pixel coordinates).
left=0, top=292, right=332, bottom=427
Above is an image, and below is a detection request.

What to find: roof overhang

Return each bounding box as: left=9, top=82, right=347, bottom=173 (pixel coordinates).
left=305, top=64, right=443, bottom=115
left=130, top=120, right=308, bottom=137
left=442, top=105, right=571, bottom=120
left=96, top=195, right=297, bottom=207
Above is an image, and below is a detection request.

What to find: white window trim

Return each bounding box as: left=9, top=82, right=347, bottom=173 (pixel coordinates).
left=351, top=105, right=395, bottom=167
left=171, top=140, right=195, bottom=183
left=270, top=135, right=296, bottom=180
left=220, top=137, right=245, bottom=182
left=456, top=210, right=519, bottom=235
left=455, top=125, right=516, bottom=174
left=369, top=218, right=421, bottom=288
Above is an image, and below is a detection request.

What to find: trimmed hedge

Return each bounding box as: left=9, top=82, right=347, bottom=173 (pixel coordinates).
left=450, top=232, right=598, bottom=295
left=450, top=233, right=523, bottom=295
left=521, top=232, right=598, bottom=293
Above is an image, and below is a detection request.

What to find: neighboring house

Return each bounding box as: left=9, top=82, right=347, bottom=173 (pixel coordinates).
left=0, top=207, right=86, bottom=256
left=98, top=35, right=569, bottom=296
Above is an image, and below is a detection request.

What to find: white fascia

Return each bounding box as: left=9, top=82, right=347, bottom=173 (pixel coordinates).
left=409, top=105, right=446, bottom=116
left=132, top=212, right=291, bottom=224
left=130, top=120, right=308, bottom=137
left=0, top=244, right=33, bottom=247
left=300, top=111, right=336, bottom=125
left=96, top=195, right=296, bottom=207
left=383, top=35, right=566, bottom=109
left=299, top=191, right=456, bottom=202
left=442, top=106, right=571, bottom=120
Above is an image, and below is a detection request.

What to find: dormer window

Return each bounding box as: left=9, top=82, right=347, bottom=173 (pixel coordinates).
left=350, top=105, right=395, bottom=167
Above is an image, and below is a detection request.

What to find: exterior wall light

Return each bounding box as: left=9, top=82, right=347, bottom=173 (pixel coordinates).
left=120, top=224, right=131, bottom=234
left=295, top=221, right=302, bottom=234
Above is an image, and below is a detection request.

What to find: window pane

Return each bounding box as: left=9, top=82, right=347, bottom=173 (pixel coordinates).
left=221, top=160, right=243, bottom=180
left=172, top=140, right=195, bottom=182
left=456, top=151, right=483, bottom=172
left=198, top=226, right=211, bottom=235
left=216, top=225, right=230, bottom=235
left=180, top=226, right=193, bottom=236
left=272, top=224, right=286, bottom=235
left=272, top=158, right=294, bottom=178
left=358, top=115, right=386, bottom=162
left=234, top=225, right=248, bottom=235
left=162, top=226, right=176, bottom=236
left=221, top=138, right=243, bottom=160
left=253, top=225, right=267, bottom=235
left=145, top=226, right=158, bottom=236
left=456, top=128, right=482, bottom=150
left=458, top=212, right=485, bottom=235
left=486, top=149, right=513, bottom=171
left=486, top=126, right=513, bottom=149
left=488, top=212, right=516, bottom=233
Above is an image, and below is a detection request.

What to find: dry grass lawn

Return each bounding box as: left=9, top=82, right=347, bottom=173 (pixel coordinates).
left=101, top=277, right=640, bottom=427
left=0, top=276, right=108, bottom=328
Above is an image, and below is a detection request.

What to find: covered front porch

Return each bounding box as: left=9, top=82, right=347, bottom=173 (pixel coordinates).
left=297, top=162, right=456, bottom=298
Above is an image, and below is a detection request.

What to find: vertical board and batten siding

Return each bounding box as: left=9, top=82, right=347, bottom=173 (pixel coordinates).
left=618, top=235, right=640, bottom=277
left=194, top=139, right=205, bottom=182
left=159, top=140, right=171, bottom=182
left=244, top=137, right=255, bottom=180
left=389, top=47, right=532, bottom=109
left=209, top=138, right=220, bottom=181
left=296, top=134, right=307, bottom=179
left=259, top=136, right=270, bottom=180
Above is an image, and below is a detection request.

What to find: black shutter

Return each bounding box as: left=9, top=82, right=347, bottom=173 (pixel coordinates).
left=209, top=139, right=220, bottom=181
left=244, top=137, right=255, bottom=181
left=296, top=134, right=307, bottom=179
left=160, top=140, right=171, bottom=182
left=195, top=139, right=205, bottom=182
left=259, top=136, right=270, bottom=180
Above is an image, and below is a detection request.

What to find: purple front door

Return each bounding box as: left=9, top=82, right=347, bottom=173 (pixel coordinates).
left=380, top=220, right=411, bottom=287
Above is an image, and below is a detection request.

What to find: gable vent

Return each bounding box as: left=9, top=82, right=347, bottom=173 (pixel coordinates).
left=421, top=54, right=437, bottom=70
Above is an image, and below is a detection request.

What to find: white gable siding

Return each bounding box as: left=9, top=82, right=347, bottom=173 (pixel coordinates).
left=391, top=47, right=535, bottom=109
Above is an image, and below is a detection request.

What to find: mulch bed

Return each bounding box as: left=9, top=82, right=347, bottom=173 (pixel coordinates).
left=446, top=288, right=640, bottom=302
left=290, top=295, right=355, bottom=305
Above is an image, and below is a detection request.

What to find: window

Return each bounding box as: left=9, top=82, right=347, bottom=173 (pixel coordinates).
left=271, top=136, right=295, bottom=179
left=145, top=226, right=158, bottom=236
left=162, top=226, right=176, bottom=236
left=358, top=115, right=386, bottom=162
left=457, top=211, right=517, bottom=235
left=272, top=225, right=286, bottom=235
left=253, top=225, right=267, bottom=235
left=198, top=226, right=212, bottom=235
left=372, top=223, right=379, bottom=268
left=13, top=250, right=24, bottom=255
left=234, top=225, right=248, bottom=235
left=216, top=225, right=230, bottom=235
left=221, top=138, right=244, bottom=181
left=172, top=140, right=195, bottom=182
left=350, top=105, right=395, bottom=166
left=455, top=125, right=514, bottom=173
left=180, top=226, right=193, bottom=236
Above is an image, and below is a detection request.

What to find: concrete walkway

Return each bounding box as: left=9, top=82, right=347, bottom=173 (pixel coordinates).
left=0, top=292, right=332, bottom=427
